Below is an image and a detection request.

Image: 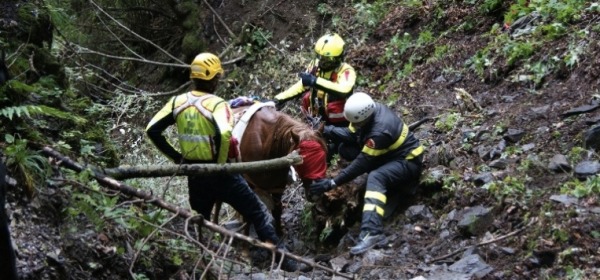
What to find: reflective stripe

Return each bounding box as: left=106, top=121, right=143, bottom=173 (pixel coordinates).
left=349, top=123, right=357, bottom=133
left=363, top=204, right=385, bottom=216
left=406, top=145, right=424, bottom=160
left=328, top=112, right=344, bottom=119
left=179, top=134, right=212, bottom=143
left=362, top=123, right=409, bottom=156
left=365, top=191, right=386, bottom=204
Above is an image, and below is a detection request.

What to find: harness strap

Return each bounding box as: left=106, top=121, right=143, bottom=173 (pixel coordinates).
left=172, top=92, right=215, bottom=120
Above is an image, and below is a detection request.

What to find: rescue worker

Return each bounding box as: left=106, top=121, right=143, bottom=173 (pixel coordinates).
left=275, top=33, right=355, bottom=126
left=273, top=33, right=357, bottom=160
left=146, top=52, right=303, bottom=272
left=308, top=92, right=425, bottom=255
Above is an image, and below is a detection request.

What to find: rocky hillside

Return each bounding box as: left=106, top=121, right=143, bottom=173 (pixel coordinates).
left=1, top=0, right=600, bottom=279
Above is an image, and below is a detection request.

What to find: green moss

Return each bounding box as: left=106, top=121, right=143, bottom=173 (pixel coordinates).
left=17, top=3, right=53, bottom=48
left=181, top=32, right=206, bottom=59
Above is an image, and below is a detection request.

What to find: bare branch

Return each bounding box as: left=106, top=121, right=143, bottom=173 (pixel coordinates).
left=201, top=0, right=235, bottom=38
left=100, top=151, right=303, bottom=180
left=88, top=0, right=185, bottom=64
left=74, top=43, right=187, bottom=68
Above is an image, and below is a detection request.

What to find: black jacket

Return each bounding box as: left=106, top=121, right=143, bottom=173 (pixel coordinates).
left=325, top=103, right=423, bottom=185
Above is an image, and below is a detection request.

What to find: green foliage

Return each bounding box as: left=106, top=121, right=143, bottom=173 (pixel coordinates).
left=317, top=3, right=334, bottom=15
left=540, top=23, right=568, bottom=40
left=383, top=33, right=413, bottom=61
left=567, top=146, right=586, bottom=163
left=563, top=42, right=584, bottom=69
left=481, top=0, right=503, bottom=14
left=429, top=45, right=450, bottom=62
left=0, top=104, right=86, bottom=124
left=483, top=175, right=529, bottom=200
left=505, top=0, right=587, bottom=25
left=502, top=40, right=535, bottom=66
left=3, top=136, right=51, bottom=197
left=244, top=27, right=273, bottom=57
left=401, top=0, right=424, bottom=8
left=354, top=0, right=392, bottom=29
left=466, top=48, right=492, bottom=78
left=434, top=112, right=463, bottom=132
left=561, top=176, right=600, bottom=198
left=300, top=202, right=317, bottom=241
left=416, top=30, right=434, bottom=46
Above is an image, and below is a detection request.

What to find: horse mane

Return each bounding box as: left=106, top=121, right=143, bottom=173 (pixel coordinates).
left=272, top=111, right=327, bottom=153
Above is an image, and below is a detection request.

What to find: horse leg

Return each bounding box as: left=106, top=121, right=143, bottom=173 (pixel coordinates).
left=272, top=193, right=284, bottom=236
left=212, top=201, right=221, bottom=225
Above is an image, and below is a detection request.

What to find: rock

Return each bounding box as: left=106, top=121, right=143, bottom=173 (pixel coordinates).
left=457, top=206, right=493, bottom=237
left=547, top=154, right=571, bottom=173
left=549, top=194, right=578, bottom=206
left=584, top=125, right=600, bottom=151
left=503, top=128, right=525, bottom=143
left=574, top=161, right=600, bottom=180
left=405, top=205, right=434, bottom=222
left=449, top=254, right=493, bottom=278
left=521, top=143, right=535, bottom=151
left=561, top=103, right=600, bottom=118
left=472, top=173, right=494, bottom=187
left=489, top=159, right=509, bottom=169
left=530, top=105, right=550, bottom=119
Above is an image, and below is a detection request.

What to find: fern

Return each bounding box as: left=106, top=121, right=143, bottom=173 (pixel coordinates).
left=0, top=105, right=86, bottom=124
left=4, top=139, right=51, bottom=197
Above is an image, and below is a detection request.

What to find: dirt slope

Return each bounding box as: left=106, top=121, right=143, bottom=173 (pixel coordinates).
left=2, top=0, right=600, bottom=279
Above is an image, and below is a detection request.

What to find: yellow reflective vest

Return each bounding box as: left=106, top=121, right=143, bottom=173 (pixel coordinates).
left=146, top=91, right=233, bottom=164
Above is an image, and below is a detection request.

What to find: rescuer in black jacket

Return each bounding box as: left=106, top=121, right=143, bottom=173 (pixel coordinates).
left=309, top=92, right=425, bottom=255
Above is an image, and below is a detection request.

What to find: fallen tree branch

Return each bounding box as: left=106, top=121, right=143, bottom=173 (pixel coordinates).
left=427, top=218, right=537, bottom=264
left=99, top=151, right=303, bottom=180
left=41, top=146, right=354, bottom=279
left=408, top=116, right=437, bottom=131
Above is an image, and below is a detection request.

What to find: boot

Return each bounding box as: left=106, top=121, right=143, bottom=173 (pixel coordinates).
left=349, top=232, right=386, bottom=255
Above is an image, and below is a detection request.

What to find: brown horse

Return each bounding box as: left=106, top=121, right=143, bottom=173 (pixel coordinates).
left=217, top=103, right=328, bottom=234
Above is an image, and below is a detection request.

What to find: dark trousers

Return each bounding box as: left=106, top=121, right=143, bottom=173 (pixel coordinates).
left=188, top=173, right=279, bottom=243
left=361, top=156, right=423, bottom=235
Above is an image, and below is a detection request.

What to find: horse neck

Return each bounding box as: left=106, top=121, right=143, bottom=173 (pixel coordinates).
left=273, top=114, right=325, bottom=153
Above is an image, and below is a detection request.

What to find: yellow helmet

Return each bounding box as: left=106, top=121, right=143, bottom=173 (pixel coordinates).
left=190, top=53, right=223, bottom=80
left=314, top=33, right=345, bottom=57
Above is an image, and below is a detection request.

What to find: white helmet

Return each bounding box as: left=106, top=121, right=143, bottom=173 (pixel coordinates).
left=344, top=92, right=376, bottom=123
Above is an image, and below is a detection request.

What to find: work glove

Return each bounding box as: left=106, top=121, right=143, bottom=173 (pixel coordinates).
left=299, top=72, right=317, bottom=87
left=228, top=136, right=240, bottom=162
left=309, top=178, right=337, bottom=196
left=229, top=96, right=254, bottom=108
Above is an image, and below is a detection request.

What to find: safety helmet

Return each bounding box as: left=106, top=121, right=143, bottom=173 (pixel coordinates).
left=314, top=33, right=345, bottom=57
left=344, top=92, right=376, bottom=123
left=190, top=53, right=223, bottom=80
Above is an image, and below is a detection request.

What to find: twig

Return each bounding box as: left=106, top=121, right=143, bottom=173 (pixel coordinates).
left=88, top=0, right=184, bottom=64
left=427, top=218, right=537, bottom=264
left=258, top=0, right=286, bottom=18
left=28, top=51, right=39, bottom=76
left=74, top=44, right=186, bottom=68
left=201, top=0, right=236, bottom=38
left=213, top=15, right=228, bottom=48
left=129, top=211, right=180, bottom=278
left=246, top=23, right=286, bottom=56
